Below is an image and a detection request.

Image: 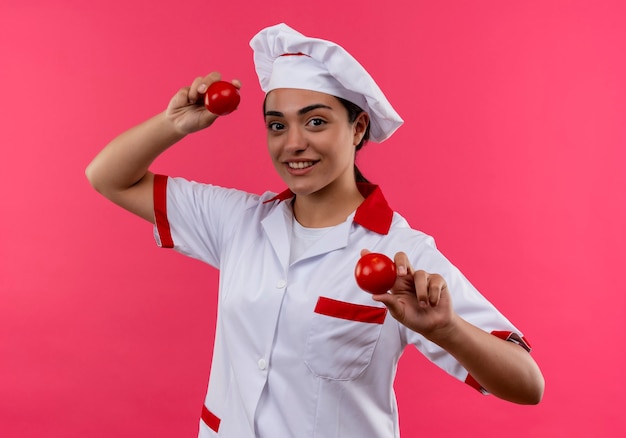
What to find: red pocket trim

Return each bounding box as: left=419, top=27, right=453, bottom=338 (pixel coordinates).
left=314, top=296, right=387, bottom=324
left=154, top=174, right=174, bottom=248
left=201, top=405, right=221, bottom=432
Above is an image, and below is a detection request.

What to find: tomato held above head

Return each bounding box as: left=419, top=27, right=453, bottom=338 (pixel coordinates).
left=354, top=253, right=397, bottom=295
left=204, top=81, right=240, bottom=115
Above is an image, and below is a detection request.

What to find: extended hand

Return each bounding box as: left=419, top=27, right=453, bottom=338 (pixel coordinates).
left=369, top=250, right=457, bottom=338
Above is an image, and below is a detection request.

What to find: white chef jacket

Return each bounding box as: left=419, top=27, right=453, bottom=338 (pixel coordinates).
left=152, top=175, right=531, bottom=438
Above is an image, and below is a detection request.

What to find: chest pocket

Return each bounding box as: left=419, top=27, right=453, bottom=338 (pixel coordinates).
left=303, top=296, right=387, bottom=380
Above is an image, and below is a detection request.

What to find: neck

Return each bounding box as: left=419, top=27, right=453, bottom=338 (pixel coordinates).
left=293, top=183, right=365, bottom=228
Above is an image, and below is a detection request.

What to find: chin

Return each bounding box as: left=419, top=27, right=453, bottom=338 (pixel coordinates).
left=286, top=181, right=324, bottom=197
left=288, top=185, right=315, bottom=196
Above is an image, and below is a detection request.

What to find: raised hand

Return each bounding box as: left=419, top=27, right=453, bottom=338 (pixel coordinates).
left=166, top=72, right=241, bottom=135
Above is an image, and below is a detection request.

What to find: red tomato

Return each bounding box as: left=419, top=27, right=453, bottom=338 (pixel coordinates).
left=204, top=81, right=240, bottom=115
left=354, top=253, right=397, bottom=295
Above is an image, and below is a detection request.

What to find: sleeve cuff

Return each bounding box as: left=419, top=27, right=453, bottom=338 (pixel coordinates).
left=491, top=330, right=531, bottom=353
left=154, top=174, right=174, bottom=248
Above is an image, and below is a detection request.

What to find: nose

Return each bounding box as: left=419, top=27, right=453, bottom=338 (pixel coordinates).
left=284, top=126, right=307, bottom=153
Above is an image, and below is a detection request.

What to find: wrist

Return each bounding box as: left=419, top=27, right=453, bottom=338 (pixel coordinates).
left=423, top=313, right=465, bottom=347
left=158, top=111, right=189, bottom=140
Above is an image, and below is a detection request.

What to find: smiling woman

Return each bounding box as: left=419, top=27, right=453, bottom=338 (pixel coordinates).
left=263, top=89, right=370, bottom=224
left=85, top=22, right=544, bottom=438
left=264, top=94, right=372, bottom=182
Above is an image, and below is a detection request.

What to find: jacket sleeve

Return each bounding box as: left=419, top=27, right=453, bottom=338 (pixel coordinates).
left=152, top=175, right=261, bottom=268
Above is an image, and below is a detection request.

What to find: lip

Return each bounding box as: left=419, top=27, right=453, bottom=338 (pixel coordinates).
left=284, top=160, right=319, bottom=175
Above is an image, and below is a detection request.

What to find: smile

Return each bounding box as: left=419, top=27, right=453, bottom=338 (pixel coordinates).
left=287, top=161, right=316, bottom=169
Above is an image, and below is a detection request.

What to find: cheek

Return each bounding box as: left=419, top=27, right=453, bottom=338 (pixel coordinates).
left=267, top=141, right=286, bottom=172
left=266, top=137, right=279, bottom=158
left=338, top=140, right=357, bottom=164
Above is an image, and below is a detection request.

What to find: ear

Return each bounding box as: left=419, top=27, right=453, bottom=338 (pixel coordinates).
left=353, top=111, right=370, bottom=145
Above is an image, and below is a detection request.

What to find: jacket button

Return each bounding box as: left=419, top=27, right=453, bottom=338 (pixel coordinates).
left=258, top=358, right=267, bottom=370
left=276, top=280, right=286, bottom=288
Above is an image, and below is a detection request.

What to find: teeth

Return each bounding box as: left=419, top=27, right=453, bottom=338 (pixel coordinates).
left=288, top=161, right=314, bottom=169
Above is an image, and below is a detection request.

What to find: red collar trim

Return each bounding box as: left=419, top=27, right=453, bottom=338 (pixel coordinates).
left=354, top=183, right=394, bottom=235
left=263, top=183, right=393, bottom=235
left=264, top=188, right=295, bottom=203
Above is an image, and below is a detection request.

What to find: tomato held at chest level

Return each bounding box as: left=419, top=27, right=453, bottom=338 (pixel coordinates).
left=204, top=81, right=240, bottom=115
left=354, top=253, right=397, bottom=295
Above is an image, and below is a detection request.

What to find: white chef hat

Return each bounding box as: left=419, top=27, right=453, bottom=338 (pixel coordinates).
left=249, top=23, right=403, bottom=143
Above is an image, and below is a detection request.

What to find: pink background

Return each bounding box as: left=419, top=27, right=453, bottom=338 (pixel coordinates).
left=1, top=1, right=625, bottom=437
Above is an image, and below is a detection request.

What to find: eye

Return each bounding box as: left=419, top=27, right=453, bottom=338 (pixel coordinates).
left=267, top=121, right=285, bottom=132
left=307, top=118, right=326, bottom=128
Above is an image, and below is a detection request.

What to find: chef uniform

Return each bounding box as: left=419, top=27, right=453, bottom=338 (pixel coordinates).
left=153, top=23, right=531, bottom=438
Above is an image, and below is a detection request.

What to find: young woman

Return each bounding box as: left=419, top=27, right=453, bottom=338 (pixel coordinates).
left=86, top=23, right=544, bottom=438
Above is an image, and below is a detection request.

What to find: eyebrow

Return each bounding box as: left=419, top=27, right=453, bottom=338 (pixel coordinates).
left=264, top=103, right=333, bottom=118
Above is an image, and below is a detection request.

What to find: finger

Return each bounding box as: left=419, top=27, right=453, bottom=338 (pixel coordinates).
left=187, top=76, right=206, bottom=104
left=169, top=86, right=192, bottom=110
left=201, top=71, right=223, bottom=94
left=359, top=248, right=371, bottom=257
left=393, top=251, right=413, bottom=276
left=371, top=292, right=403, bottom=319
left=427, top=274, right=447, bottom=306
left=189, top=72, right=223, bottom=104
left=413, top=270, right=430, bottom=306
left=231, top=78, right=242, bottom=89
left=204, top=71, right=222, bottom=84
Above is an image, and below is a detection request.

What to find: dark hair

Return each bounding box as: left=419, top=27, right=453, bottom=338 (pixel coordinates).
left=262, top=94, right=372, bottom=183
left=336, top=97, right=371, bottom=183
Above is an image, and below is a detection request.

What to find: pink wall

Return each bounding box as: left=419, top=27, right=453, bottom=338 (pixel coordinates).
left=1, top=1, right=625, bottom=436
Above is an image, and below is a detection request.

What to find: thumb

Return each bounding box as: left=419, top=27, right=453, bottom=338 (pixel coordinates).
left=371, top=293, right=404, bottom=320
